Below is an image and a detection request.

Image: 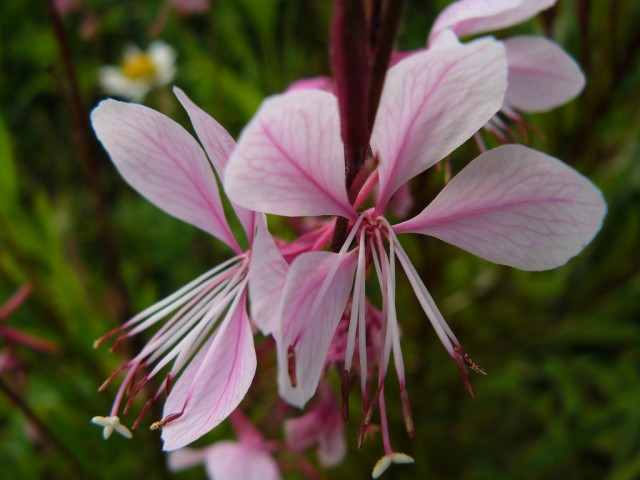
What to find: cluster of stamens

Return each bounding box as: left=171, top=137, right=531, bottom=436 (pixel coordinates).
left=93, top=254, right=251, bottom=435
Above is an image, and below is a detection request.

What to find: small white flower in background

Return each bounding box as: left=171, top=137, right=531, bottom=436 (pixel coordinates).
left=98, top=41, right=176, bottom=102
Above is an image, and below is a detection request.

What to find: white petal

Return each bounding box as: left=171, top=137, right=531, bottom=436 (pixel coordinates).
left=91, top=99, right=240, bottom=252
left=430, top=0, right=556, bottom=42
left=225, top=90, right=354, bottom=219
left=504, top=36, right=585, bottom=112
left=395, top=145, right=606, bottom=271
left=372, top=36, right=507, bottom=210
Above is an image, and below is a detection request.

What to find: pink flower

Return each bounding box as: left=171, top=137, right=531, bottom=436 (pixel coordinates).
left=224, top=34, right=606, bottom=461
left=290, top=2, right=584, bottom=147
left=168, top=411, right=280, bottom=480
left=430, top=0, right=585, bottom=114
left=284, top=383, right=346, bottom=467
left=91, top=88, right=285, bottom=450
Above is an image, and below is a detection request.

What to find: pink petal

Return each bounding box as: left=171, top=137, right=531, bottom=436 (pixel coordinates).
left=162, top=293, right=256, bottom=450
left=225, top=90, right=355, bottom=219
left=91, top=100, right=240, bottom=252
left=248, top=217, right=289, bottom=335
left=286, top=76, right=334, bottom=93
left=204, top=442, right=281, bottom=480
left=174, top=87, right=257, bottom=241
left=394, top=145, right=606, bottom=271
left=283, top=385, right=345, bottom=467
left=429, top=0, right=556, bottom=42
left=504, top=36, right=585, bottom=112
left=277, top=251, right=358, bottom=407
left=167, top=448, right=208, bottom=471
left=372, top=36, right=507, bottom=211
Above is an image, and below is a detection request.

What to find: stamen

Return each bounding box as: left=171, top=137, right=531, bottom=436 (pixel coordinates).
left=378, top=386, right=392, bottom=455
left=150, top=411, right=183, bottom=430
left=455, top=344, right=487, bottom=375
left=357, top=383, right=382, bottom=449
left=400, top=386, right=415, bottom=439
left=288, top=345, right=297, bottom=388
left=344, top=230, right=367, bottom=385
left=341, top=370, right=350, bottom=420
left=175, top=287, right=248, bottom=414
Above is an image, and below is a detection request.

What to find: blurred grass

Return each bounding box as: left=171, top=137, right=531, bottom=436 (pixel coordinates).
left=1, top=0, right=639, bottom=479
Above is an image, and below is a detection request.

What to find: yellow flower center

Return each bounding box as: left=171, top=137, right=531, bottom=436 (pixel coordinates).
left=121, top=53, right=157, bottom=80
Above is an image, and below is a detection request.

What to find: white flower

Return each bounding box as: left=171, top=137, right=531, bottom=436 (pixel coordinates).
left=98, top=41, right=176, bottom=102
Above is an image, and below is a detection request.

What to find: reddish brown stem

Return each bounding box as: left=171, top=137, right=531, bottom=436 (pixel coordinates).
left=44, top=0, right=132, bottom=320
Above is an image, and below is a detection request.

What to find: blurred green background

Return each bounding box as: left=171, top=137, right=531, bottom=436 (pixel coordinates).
left=1, top=0, right=639, bottom=478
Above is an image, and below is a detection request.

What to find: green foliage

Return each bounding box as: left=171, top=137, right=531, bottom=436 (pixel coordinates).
left=0, top=0, right=639, bottom=479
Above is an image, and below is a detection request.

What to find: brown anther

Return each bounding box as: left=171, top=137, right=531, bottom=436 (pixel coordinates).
left=454, top=344, right=487, bottom=376
left=150, top=411, right=183, bottom=431
left=98, top=364, right=128, bottom=392
left=287, top=345, right=297, bottom=388
left=341, top=370, right=351, bottom=421
left=400, top=388, right=415, bottom=439
left=356, top=384, right=382, bottom=448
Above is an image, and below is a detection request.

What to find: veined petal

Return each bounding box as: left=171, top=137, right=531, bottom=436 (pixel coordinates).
left=394, top=145, right=606, bottom=271
left=91, top=100, right=240, bottom=252
left=372, top=36, right=507, bottom=211
left=504, top=36, right=585, bottom=112
left=204, top=442, right=281, bottom=480
left=225, top=90, right=355, bottom=219
left=429, top=0, right=556, bottom=42
left=162, top=292, right=256, bottom=450
left=248, top=217, right=289, bottom=335
left=277, top=251, right=358, bottom=408
left=174, top=87, right=257, bottom=241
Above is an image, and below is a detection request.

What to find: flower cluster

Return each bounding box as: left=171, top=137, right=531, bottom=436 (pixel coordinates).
left=91, top=1, right=606, bottom=478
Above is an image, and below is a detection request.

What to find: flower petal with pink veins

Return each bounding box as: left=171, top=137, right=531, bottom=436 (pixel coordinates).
left=372, top=36, right=507, bottom=211
left=174, top=87, right=257, bottom=241
left=394, top=145, right=606, bottom=271
left=162, top=293, right=256, bottom=450
left=429, top=0, right=555, bottom=42
left=277, top=251, right=358, bottom=408
left=204, top=442, right=281, bottom=480
left=225, top=90, right=355, bottom=219
left=504, top=36, right=585, bottom=112
left=91, top=99, right=240, bottom=252
left=248, top=217, right=289, bottom=335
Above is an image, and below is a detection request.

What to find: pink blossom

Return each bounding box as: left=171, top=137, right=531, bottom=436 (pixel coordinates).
left=284, top=383, right=346, bottom=467
left=224, top=34, right=606, bottom=461
left=430, top=0, right=585, bottom=114
left=168, top=411, right=280, bottom=480
left=91, top=88, right=285, bottom=450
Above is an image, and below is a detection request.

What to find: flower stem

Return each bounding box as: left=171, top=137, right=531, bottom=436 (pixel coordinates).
left=367, top=0, right=407, bottom=133
left=330, top=0, right=371, bottom=199
left=330, top=0, right=406, bottom=252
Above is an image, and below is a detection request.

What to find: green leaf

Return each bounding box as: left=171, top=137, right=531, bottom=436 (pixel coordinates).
left=0, top=113, right=17, bottom=204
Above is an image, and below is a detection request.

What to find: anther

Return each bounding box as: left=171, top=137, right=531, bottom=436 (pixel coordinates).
left=287, top=345, right=297, bottom=388
left=150, top=411, right=183, bottom=430
left=341, top=370, right=351, bottom=421
left=400, top=388, right=415, bottom=439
